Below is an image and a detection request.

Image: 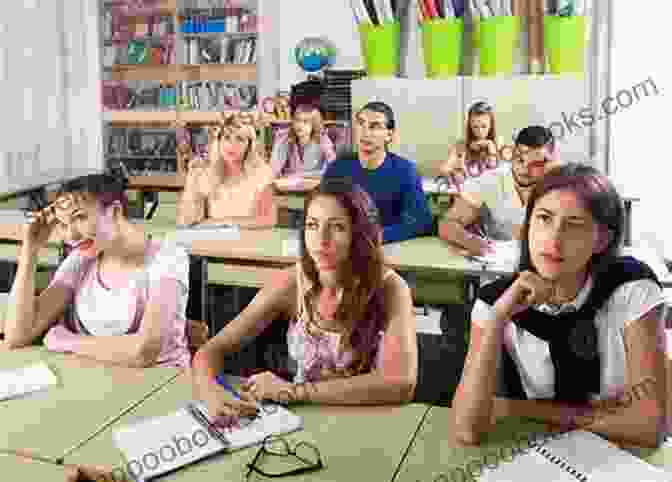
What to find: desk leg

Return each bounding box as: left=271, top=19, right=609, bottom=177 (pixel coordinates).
left=146, top=196, right=160, bottom=220
left=624, top=199, right=633, bottom=247
left=200, top=257, right=210, bottom=335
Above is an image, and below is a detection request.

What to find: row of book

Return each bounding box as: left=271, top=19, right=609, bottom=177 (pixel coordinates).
left=184, top=37, right=256, bottom=65
left=102, top=10, right=174, bottom=42
left=179, top=81, right=257, bottom=111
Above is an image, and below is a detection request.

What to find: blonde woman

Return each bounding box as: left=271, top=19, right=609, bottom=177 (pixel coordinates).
left=177, top=114, right=277, bottom=229
left=270, top=104, right=336, bottom=178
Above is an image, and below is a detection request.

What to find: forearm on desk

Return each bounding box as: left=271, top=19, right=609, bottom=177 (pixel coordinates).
left=290, top=371, right=415, bottom=405
left=47, top=326, right=155, bottom=368
left=498, top=394, right=665, bottom=448
left=176, top=193, right=206, bottom=226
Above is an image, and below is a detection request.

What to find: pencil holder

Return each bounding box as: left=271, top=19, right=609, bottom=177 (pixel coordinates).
left=478, top=16, right=520, bottom=76
left=544, top=16, right=586, bottom=74
left=421, top=18, right=464, bottom=78
left=358, top=21, right=401, bottom=77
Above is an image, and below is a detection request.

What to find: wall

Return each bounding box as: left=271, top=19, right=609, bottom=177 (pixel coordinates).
left=610, top=3, right=671, bottom=258
left=276, top=0, right=362, bottom=90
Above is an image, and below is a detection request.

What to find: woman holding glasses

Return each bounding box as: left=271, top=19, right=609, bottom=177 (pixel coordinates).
left=438, top=125, right=560, bottom=257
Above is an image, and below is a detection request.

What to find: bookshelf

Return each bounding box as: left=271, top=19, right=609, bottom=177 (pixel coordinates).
left=100, top=0, right=274, bottom=176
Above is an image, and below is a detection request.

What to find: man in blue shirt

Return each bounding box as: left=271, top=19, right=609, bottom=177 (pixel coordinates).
left=323, top=101, right=433, bottom=244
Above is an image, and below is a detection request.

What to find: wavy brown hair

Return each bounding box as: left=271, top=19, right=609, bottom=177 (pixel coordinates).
left=465, top=101, right=497, bottom=161
left=299, top=177, right=386, bottom=376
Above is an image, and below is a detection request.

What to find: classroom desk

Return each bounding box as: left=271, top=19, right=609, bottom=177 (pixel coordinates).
left=393, top=406, right=672, bottom=482
left=0, top=347, right=181, bottom=462
left=0, top=453, right=66, bottom=481
left=127, top=175, right=186, bottom=220
left=63, top=374, right=431, bottom=482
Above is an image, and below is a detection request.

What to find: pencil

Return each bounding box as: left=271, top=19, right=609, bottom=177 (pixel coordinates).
left=418, top=0, right=429, bottom=21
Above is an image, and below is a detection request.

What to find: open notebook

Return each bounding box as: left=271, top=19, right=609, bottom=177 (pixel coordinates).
left=469, top=240, right=520, bottom=272
left=166, top=224, right=241, bottom=246
left=479, top=430, right=669, bottom=481
left=0, top=362, right=58, bottom=401
left=112, top=401, right=303, bottom=481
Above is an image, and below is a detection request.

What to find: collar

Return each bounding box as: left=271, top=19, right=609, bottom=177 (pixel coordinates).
left=534, top=273, right=594, bottom=316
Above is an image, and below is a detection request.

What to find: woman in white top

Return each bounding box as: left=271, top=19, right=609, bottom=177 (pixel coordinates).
left=452, top=163, right=667, bottom=448
left=1, top=171, right=191, bottom=368
left=191, top=178, right=417, bottom=425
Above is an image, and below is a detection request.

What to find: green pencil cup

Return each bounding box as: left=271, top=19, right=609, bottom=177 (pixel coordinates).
left=421, top=18, right=464, bottom=78
left=478, top=16, right=520, bottom=76
left=358, top=21, right=401, bottom=77
left=544, top=15, right=586, bottom=74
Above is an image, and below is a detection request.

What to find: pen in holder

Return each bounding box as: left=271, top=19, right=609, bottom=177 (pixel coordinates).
left=358, top=21, right=401, bottom=78
left=544, top=15, right=586, bottom=74
left=420, top=17, right=464, bottom=78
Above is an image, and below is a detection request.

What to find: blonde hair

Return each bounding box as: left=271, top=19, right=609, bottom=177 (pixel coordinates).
left=288, top=104, right=323, bottom=146
left=207, top=112, right=262, bottom=171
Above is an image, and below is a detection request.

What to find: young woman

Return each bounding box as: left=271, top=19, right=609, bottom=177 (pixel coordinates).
left=452, top=163, right=667, bottom=448
left=439, top=101, right=503, bottom=186
left=1, top=172, right=191, bottom=368
left=177, top=114, right=277, bottom=228
left=270, top=104, right=337, bottom=178
left=191, top=178, right=418, bottom=422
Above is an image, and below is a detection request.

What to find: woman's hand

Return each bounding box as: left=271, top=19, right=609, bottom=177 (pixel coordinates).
left=22, top=215, right=58, bottom=254
left=192, top=375, right=259, bottom=427
left=241, top=370, right=295, bottom=403
left=493, top=271, right=554, bottom=321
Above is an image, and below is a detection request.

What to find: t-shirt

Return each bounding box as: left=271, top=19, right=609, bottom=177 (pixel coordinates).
left=471, top=272, right=664, bottom=400
left=462, top=165, right=525, bottom=241
left=206, top=163, right=275, bottom=220
left=270, top=131, right=336, bottom=177
left=322, top=152, right=434, bottom=243
left=47, top=240, right=191, bottom=368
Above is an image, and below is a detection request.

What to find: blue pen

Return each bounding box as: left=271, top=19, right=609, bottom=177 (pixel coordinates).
left=215, top=373, right=241, bottom=399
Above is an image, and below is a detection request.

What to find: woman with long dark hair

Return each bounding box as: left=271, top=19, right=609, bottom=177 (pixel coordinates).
left=452, top=163, right=667, bottom=448
left=191, top=177, right=418, bottom=422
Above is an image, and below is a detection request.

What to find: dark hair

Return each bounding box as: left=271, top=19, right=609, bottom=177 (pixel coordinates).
left=58, top=166, right=129, bottom=217
left=469, top=101, right=494, bottom=115
left=515, top=125, right=554, bottom=149
left=518, top=162, right=624, bottom=276
left=358, top=101, right=396, bottom=130
left=299, top=177, right=385, bottom=375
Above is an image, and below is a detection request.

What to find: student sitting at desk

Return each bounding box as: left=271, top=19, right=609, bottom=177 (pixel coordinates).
left=1, top=171, right=191, bottom=368
left=439, top=101, right=503, bottom=185
left=439, top=125, right=559, bottom=256
left=191, top=178, right=418, bottom=421
left=177, top=114, right=277, bottom=228
left=322, top=101, right=433, bottom=244
left=452, top=163, right=667, bottom=448
left=270, top=103, right=336, bottom=178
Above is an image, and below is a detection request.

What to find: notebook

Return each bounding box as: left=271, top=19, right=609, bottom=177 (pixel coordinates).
left=479, top=430, right=669, bottom=481
left=469, top=240, right=520, bottom=272
left=112, top=401, right=303, bottom=481
left=0, top=362, right=58, bottom=401
left=167, top=224, right=241, bottom=246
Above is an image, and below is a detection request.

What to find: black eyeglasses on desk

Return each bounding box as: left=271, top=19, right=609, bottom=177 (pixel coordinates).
left=245, top=435, right=324, bottom=479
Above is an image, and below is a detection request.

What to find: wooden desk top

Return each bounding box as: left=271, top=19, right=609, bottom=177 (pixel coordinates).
left=64, top=374, right=430, bottom=482
left=272, top=176, right=321, bottom=194
left=0, top=348, right=180, bottom=462
left=127, top=175, right=186, bottom=192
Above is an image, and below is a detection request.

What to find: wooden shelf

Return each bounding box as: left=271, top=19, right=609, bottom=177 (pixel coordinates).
left=104, top=110, right=177, bottom=124
left=183, top=64, right=256, bottom=82
left=108, top=64, right=257, bottom=82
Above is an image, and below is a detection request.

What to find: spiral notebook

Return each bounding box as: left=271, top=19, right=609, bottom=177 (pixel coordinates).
left=113, top=401, right=303, bottom=481
left=479, top=430, right=669, bottom=481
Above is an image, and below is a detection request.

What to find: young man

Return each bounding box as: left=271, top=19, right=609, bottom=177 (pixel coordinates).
left=322, top=101, right=433, bottom=244
left=439, top=125, right=559, bottom=256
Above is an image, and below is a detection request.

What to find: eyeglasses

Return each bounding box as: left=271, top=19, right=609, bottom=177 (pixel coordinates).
left=245, top=435, right=324, bottom=479
left=24, top=192, right=87, bottom=224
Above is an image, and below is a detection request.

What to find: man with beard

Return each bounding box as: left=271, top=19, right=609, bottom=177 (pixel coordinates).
left=439, top=126, right=559, bottom=256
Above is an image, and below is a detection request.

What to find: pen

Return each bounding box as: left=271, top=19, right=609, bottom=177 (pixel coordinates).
left=186, top=402, right=231, bottom=447
left=215, top=373, right=241, bottom=399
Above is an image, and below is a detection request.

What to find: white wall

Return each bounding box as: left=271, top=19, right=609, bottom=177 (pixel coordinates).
left=276, top=0, right=362, bottom=90
left=610, top=3, right=671, bottom=258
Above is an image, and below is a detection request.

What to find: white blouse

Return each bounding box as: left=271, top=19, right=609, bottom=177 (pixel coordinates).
left=472, top=274, right=665, bottom=400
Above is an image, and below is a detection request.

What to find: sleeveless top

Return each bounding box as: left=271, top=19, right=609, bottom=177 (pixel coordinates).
left=477, top=256, right=662, bottom=402
left=286, top=264, right=393, bottom=383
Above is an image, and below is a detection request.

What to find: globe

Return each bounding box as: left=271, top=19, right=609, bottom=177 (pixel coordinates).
left=294, top=37, right=337, bottom=73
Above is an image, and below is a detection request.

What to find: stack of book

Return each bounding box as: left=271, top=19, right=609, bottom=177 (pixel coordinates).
left=184, top=37, right=256, bottom=65
left=321, top=69, right=367, bottom=121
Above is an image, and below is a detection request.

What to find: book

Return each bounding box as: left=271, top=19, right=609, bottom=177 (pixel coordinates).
left=0, top=363, right=59, bottom=401
left=479, top=430, right=669, bottom=481
left=112, top=401, right=303, bottom=481
left=468, top=239, right=520, bottom=271
left=167, top=224, right=241, bottom=247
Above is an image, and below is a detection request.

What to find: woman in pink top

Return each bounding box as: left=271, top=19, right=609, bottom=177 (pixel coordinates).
left=270, top=104, right=336, bottom=178
left=1, top=171, right=191, bottom=368
left=191, top=178, right=418, bottom=423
